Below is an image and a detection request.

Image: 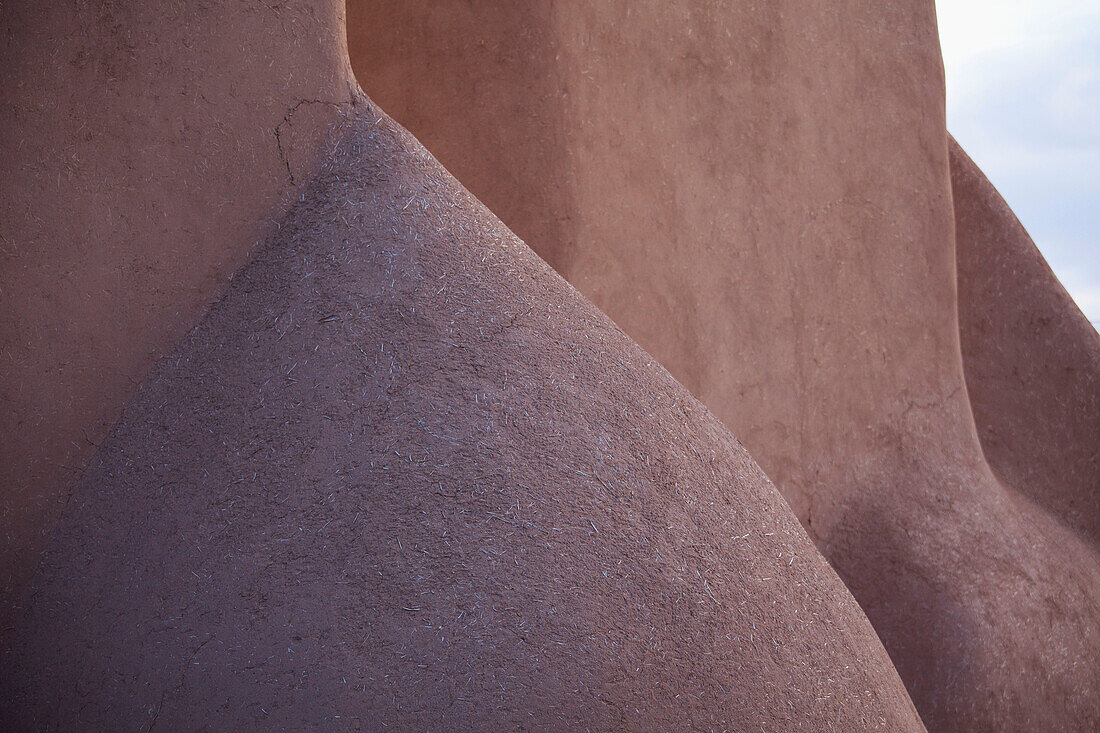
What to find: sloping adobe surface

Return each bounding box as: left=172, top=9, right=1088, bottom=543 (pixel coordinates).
left=348, top=2, right=1100, bottom=729
left=951, top=138, right=1100, bottom=545
left=0, top=102, right=924, bottom=731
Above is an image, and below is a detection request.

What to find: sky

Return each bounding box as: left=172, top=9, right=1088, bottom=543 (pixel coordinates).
left=936, top=0, right=1099, bottom=325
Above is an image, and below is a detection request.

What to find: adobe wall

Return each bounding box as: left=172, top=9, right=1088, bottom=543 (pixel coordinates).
left=0, top=0, right=355, bottom=627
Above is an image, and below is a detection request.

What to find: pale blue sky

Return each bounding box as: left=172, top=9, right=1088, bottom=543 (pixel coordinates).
left=937, top=0, right=1099, bottom=324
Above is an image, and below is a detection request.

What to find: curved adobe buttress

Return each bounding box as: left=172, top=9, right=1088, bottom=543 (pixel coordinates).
left=0, top=1, right=923, bottom=729
left=951, top=137, right=1100, bottom=545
